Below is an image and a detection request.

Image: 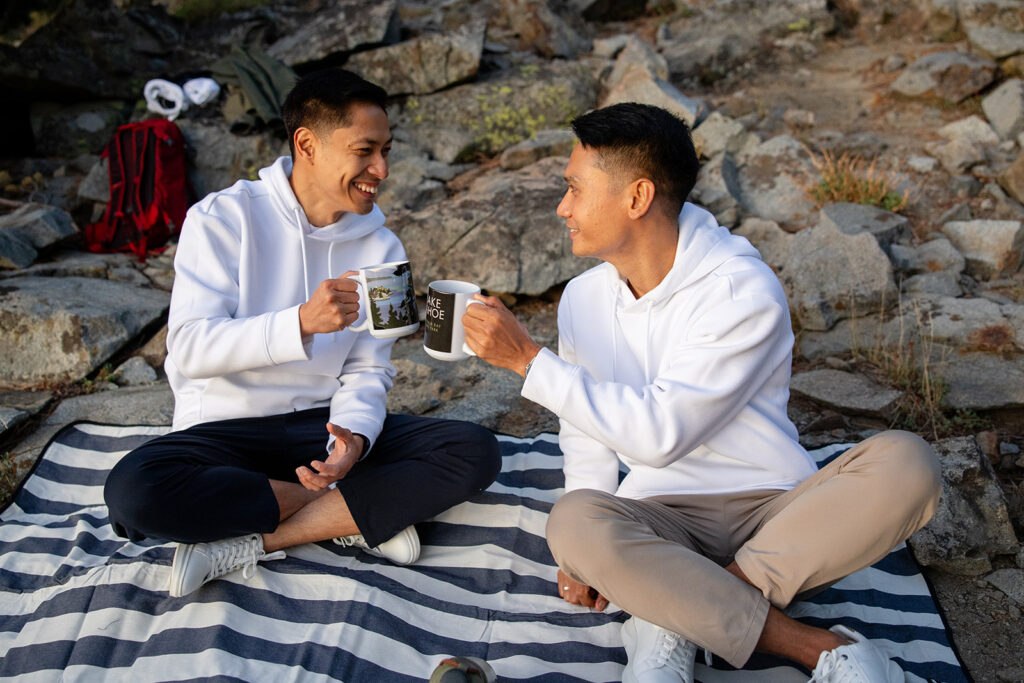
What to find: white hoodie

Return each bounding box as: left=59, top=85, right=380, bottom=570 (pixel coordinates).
left=165, top=156, right=404, bottom=449
left=522, top=203, right=817, bottom=499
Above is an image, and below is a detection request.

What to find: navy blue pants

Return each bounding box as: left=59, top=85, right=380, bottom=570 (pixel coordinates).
left=104, top=409, right=501, bottom=547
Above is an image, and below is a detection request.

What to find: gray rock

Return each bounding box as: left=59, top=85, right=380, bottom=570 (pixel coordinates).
left=957, top=0, right=1024, bottom=31
left=781, top=220, right=899, bottom=331
left=939, top=114, right=1001, bottom=146
left=790, top=369, right=902, bottom=416
left=605, top=35, right=669, bottom=89
left=926, top=138, right=987, bottom=174
left=798, top=308, right=922, bottom=361
left=388, top=157, right=598, bottom=295
left=375, top=156, right=451, bottom=214
left=734, top=135, right=818, bottom=226
left=938, top=352, right=1024, bottom=410
left=600, top=66, right=705, bottom=128
left=113, top=356, right=157, bottom=386
left=907, top=155, right=939, bottom=173
left=903, top=271, right=964, bottom=297
left=592, top=34, right=630, bottom=58
left=345, top=22, right=485, bottom=96
left=499, top=129, right=576, bottom=171
left=692, top=112, right=750, bottom=159
left=690, top=151, right=742, bottom=228
left=392, top=62, right=598, bottom=163
left=0, top=250, right=131, bottom=281
left=927, top=295, right=1010, bottom=348
left=983, top=79, right=1024, bottom=141
left=998, top=149, right=1024, bottom=202
left=0, top=231, right=38, bottom=271
left=882, top=54, right=907, bottom=73
left=986, top=568, right=1024, bottom=605
left=176, top=121, right=287, bottom=201
left=267, top=0, right=398, bottom=66
left=939, top=202, right=973, bottom=224
left=819, top=203, right=910, bottom=254
left=968, top=25, right=1024, bottom=59
left=921, top=0, right=958, bottom=40
left=0, top=277, right=170, bottom=387
left=952, top=173, right=984, bottom=197
left=0, top=204, right=77, bottom=270
left=0, top=389, right=52, bottom=442
left=941, top=219, right=1024, bottom=280
left=890, top=236, right=966, bottom=275
left=909, top=436, right=1019, bottom=575
left=136, top=325, right=168, bottom=371
left=498, top=0, right=590, bottom=58
left=29, top=100, right=127, bottom=158
left=890, top=51, right=997, bottom=104
left=732, top=217, right=792, bottom=274
left=77, top=158, right=110, bottom=203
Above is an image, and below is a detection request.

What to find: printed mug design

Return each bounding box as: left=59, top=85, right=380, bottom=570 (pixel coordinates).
left=424, top=289, right=457, bottom=351
left=423, top=280, right=480, bottom=360
left=364, top=262, right=417, bottom=330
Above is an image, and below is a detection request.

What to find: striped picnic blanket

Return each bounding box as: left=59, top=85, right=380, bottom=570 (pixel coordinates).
left=0, top=423, right=967, bottom=682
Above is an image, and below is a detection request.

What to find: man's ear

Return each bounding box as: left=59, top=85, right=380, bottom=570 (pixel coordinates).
left=627, top=178, right=656, bottom=219
left=293, top=127, right=318, bottom=163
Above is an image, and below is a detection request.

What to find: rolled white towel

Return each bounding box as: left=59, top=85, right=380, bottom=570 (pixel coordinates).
left=144, top=78, right=188, bottom=121
left=183, top=77, right=221, bottom=106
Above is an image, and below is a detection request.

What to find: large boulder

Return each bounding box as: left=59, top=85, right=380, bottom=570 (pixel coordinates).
left=0, top=276, right=170, bottom=387
left=909, top=436, right=1019, bottom=575
left=790, top=369, right=902, bottom=417
left=938, top=352, right=1024, bottom=411
left=605, top=35, right=669, bottom=88
left=176, top=120, right=288, bottom=200
left=890, top=51, right=997, bottom=104
left=0, top=0, right=184, bottom=99
left=496, top=0, right=590, bottom=58
left=781, top=219, right=898, bottom=331
left=690, top=151, right=743, bottom=228
left=344, top=22, right=485, bottom=96
left=388, top=157, right=598, bottom=295
left=266, top=0, right=399, bottom=66
left=391, top=62, right=598, bottom=163
left=818, top=202, right=910, bottom=255
left=733, top=135, right=818, bottom=226
left=600, top=66, right=706, bottom=128
left=29, top=101, right=128, bottom=158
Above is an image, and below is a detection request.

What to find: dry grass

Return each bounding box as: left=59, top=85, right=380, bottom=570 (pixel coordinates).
left=804, top=147, right=912, bottom=212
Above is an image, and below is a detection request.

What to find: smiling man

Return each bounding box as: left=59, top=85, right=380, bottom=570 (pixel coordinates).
left=463, top=103, right=941, bottom=683
left=103, top=69, right=500, bottom=597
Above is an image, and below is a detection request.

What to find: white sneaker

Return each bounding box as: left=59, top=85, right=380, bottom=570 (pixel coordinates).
left=809, top=625, right=904, bottom=682
left=333, top=525, right=420, bottom=565
left=168, top=533, right=286, bottom=597
left=621, top=616, right=696, bottom=683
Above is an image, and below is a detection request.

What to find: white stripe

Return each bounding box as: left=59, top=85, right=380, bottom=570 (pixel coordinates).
left=787, top=600, right=945, bottom=630
left=21, top=476, right=104, bottom=508
left=434, top=500, right=550, bottom=534
left=487, top=653, right=624, bottom=681
left=62, top=658, right=335, bottom=683
left=71, top=423, right=170, bottom=438
left=831, top=566, right=932, bottom=596
left=486, top=481, right=561, bottom=503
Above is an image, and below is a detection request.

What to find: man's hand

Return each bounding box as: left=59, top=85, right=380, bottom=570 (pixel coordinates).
left=557, top=568, right=609, bottom=610
left=296, top=423, right=365, bottom=491
left=298, top=272, right=361, bottom=337
left=462, top=294, right=542, bottom=377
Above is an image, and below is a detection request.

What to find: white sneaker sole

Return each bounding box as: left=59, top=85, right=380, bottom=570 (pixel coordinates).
left=168, top=543, right=194, bottom=598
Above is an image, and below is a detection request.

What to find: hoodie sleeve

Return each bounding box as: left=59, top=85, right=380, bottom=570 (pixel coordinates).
left=325, top=235, right=405, bottom=453
left=523, top=280, right=792, bottom=469
left=526, top=295, right=620, bottom=493
left=167, top=207, right=310, bottom=379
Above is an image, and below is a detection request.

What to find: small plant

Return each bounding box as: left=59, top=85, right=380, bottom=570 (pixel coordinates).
left=803, top=147, right=912, bottom=212
left=75, top=363, right=121, bottom=394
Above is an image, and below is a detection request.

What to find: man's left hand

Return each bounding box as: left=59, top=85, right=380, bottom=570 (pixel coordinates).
left=462, top=294, right=541, bottom=377
left=296, top=423, right=364, bottom=491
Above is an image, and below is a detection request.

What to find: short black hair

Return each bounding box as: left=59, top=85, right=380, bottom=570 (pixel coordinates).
left=570, top=103, right=699, bottom=217
left=282, top=68, right=389, bottom=157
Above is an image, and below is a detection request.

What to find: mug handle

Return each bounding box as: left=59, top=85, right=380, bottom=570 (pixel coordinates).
left=461, top=298, right=485, bottom=356
left=346, top=273, right=370, bottom=332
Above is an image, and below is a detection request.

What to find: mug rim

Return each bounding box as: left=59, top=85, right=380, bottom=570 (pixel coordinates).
left=358, top=259, right=411, bottom=272
left=428, top=279, right=480, bottom=295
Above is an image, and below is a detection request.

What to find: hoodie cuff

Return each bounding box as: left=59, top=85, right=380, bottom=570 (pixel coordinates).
left=265, top=304, right=312, bottom=365
left=521, top=347, right=576, bottom=414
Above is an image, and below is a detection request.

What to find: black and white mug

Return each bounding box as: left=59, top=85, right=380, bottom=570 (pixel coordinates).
left=347, top=260, right=420, bottom=339
left=423, top=280, right=483, bottom=361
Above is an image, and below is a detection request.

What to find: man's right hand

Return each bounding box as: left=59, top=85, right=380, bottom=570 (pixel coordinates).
left=299, top=272, right=361, bottom=337
left=557, top=568, right=609, bottom=611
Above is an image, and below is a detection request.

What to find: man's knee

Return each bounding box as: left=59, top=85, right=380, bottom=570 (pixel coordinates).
left=447, top=421, right=502, bottom=493
left=546, top=489, right=617, bottom=566
left=860, top=430, right=942, bottom=516
left=103, top=451, right=167, bottom=538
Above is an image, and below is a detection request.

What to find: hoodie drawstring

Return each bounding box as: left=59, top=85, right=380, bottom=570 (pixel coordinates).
left=644, top=301, right=653, bottom=384
left=295, top=206, right=311, bottom=301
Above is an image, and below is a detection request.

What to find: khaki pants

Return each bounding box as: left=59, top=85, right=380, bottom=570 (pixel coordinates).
left=545, top=430, right=941, bottom=668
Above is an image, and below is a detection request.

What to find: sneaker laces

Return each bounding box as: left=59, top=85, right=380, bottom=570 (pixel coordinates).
left=333, top=534, right=368, bottom=549
left=809, top=650, right=861, bottom=683
left=657, top=629, right=697, bottom=674
left=209, top=536, right=285, bottom=581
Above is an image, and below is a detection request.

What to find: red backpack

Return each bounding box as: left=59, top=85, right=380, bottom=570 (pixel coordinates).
left=85, top=119, right=189, bottom=260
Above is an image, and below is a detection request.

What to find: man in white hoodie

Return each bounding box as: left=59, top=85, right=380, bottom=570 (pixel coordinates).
left=104, top=69, right=501, bottom=598
left=463, top=103, right=941, bottom=683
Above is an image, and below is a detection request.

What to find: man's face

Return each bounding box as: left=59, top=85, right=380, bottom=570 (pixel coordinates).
left=310, top=102, right=392, bottom=216
left=556, top=144, right=632, bottom=261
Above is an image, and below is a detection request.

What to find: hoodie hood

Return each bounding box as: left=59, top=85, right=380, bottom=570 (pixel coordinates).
left=612, top=202, right=761, bottom=310
left=259, top=156, right=386, bottom=244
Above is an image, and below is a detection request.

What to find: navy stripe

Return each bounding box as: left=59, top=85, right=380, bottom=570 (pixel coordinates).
left=497, top=468, right=565, bottom=490
left=498, top=439, right=563, bottom=457
left=54, top=426, right=163, bottom=454
left=31, top=458, right=111, bottom=488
